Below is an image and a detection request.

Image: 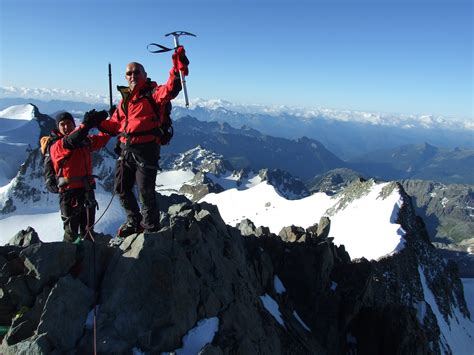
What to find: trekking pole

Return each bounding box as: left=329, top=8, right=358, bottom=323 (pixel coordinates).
left=108, top=63, right=115, bottom=116
left=147, top=31, right=196, bottom=108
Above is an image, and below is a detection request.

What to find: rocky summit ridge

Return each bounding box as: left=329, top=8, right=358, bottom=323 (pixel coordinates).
left=0, top=183, right=472, bottom=354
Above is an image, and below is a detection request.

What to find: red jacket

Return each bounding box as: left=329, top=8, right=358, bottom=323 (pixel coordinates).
left=50, top=124, right=110, bottom=191
left=100, top=69, right=181, bottom=145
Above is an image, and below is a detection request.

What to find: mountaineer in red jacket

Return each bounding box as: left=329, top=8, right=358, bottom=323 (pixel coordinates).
left=99, top=46, right=189, bottom=237
left=47, top=111, right=110, bottom=242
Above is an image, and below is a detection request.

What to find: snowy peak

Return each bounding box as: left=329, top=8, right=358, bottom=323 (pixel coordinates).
left=158, top=146, right=310, bottom=201
left=0, top=103, right=36, bottom=121
left=163, top=145, right=233, bottom=175
left=0, top=104, right=57, bottom=185
left=0, top=103, right=55, bottom=135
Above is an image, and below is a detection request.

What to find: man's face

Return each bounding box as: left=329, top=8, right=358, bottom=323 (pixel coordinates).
left=125, top=63, right=146, bottom=91
left=58, top=119, right=75, bottom=136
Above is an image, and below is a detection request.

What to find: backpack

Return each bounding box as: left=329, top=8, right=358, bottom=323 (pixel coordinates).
left=156, top=101, right=174, bottom=145
left=139, top=81, right=174, bottom=145
left=39, top=135, right=67, bottom=193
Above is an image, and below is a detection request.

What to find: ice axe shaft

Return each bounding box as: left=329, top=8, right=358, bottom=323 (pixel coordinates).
left=166, top=31, right=196, bottom=108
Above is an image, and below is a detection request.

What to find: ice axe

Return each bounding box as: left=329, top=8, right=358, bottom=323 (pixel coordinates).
left=147, top=31, right=196, bottom=107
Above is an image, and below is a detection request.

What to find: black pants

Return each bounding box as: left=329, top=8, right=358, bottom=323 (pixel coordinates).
left=114, top=144, right=160, bottom=230
left=59, top=188, right=96, bottom=242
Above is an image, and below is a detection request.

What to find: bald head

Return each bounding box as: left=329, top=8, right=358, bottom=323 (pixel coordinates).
left=125, top=62, right=147, bottom=91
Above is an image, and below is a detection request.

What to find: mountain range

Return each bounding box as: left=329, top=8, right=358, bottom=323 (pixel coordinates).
left=1, top=92, right=473, bottom=159
left=0, top=102, right=473, bottom=353
left=0, top=103, right=472, bottom=247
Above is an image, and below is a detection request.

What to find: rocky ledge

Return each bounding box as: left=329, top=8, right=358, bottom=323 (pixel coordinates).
left=0, top=186, right=471, bottom=354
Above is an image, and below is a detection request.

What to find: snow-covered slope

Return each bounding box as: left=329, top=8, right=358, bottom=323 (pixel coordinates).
left=201, top=179, right=405, bottom=261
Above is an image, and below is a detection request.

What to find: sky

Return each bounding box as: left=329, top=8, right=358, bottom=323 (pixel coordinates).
left=0, top=0, right=472, bottom=119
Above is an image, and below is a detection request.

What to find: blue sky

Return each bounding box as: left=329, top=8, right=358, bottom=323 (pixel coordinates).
left=0, top=0, right=472, bottom=118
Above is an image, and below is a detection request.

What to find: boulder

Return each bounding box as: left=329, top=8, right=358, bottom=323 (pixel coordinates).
left=7, top=227, right=40, bottom=247
left=20, top=242, right=77, bottom=293
left=37, top=275, right=94, bottom=351
left=278, top=225, right=306, bottom=242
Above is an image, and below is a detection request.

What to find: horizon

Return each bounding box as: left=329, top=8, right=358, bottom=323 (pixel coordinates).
left=1, top=85, right=473, bottom=122
left=0, top=0, right=472, bottom=119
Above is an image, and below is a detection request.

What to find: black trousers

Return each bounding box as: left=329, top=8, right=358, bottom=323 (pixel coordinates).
left=59, top=188, right=96, bottom=242
left=114, top=144, right=160, bottom=230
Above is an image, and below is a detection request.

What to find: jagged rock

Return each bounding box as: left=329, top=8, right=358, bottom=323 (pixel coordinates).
left=0, top=249, right=24, bottom=287
left=1, top=333, right=52, bottom=355
left=156, top=193, right=191, bottom=211
left=349, top=305, right=429, bottom=354
left=0, top=288, right=15, bottom=327
left=236, top=219, right=272, bottom=238
left=20, top=242, right=77, bottom=293
left=278, top=225, right=307, bottom=243
left=76, top=238, right=116, bottom=291
left=308, top=168, right=365, bottom=195
left=305, top=222, right=319, bottom=235
left=162, top=145, right=234, bottom=175
left=4, top=276, right=35, bottom=310
left=37, top=275, right=94, bottom=351
left=316, top=216, right=331, bottom=239
left=179, top=172, right=225, bottom=201
left=7, top=227, right=40, bottom=247
left=258, top=168, right=310, bottom=199
left=3, top=286, right=50, bottom=346
left=236, top=218, right=257, bottom=236
left=0, top=185, right=472, bottom=354
left=399, top=179, right=474, bottom=276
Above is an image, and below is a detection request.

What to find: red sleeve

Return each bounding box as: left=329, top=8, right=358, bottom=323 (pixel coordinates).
left=99, top=103, right=123, bottom=134
left=152, top=69, right=182, bottom=103
left=89, top=132, right=111, bottom=151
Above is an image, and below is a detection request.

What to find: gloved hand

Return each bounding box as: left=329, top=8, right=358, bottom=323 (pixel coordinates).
left=172, top=46, right=189, bottom=76
left=83, top=109, right=109, bottom=128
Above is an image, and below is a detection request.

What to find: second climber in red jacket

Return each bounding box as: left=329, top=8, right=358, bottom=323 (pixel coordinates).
left=100, top=46, right=189, bottom=237
left=47, top=111, right=110, bottom=242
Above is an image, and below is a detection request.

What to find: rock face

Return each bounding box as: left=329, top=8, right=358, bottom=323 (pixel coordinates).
left=168, top=116, right=346, bottom=179
left=307, top=167, right=366, bottom=195
left=257, top=168, right=309, bottom=199
left=349, top=143, right=474, bottom=185
left=0, top=185, right=472, bottom=354
left=400, top=179, right=474, bottom=277
left=161, top=145, right=234, bottom=175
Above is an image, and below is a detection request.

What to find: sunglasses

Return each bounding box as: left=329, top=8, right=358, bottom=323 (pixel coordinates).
left=126, top=70, right=141, bottom=76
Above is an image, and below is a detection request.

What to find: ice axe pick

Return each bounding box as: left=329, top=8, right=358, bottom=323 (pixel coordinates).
left=167, top=31, right=196, bottom=107
left=147, top=31, right=196, bottom=107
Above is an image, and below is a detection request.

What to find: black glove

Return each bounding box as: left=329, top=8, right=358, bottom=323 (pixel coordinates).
left=83, top=109, right=109, bottom=128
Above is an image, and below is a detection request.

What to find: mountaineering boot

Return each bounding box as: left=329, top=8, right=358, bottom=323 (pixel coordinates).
left=116, top=220, right=144, bottom=238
